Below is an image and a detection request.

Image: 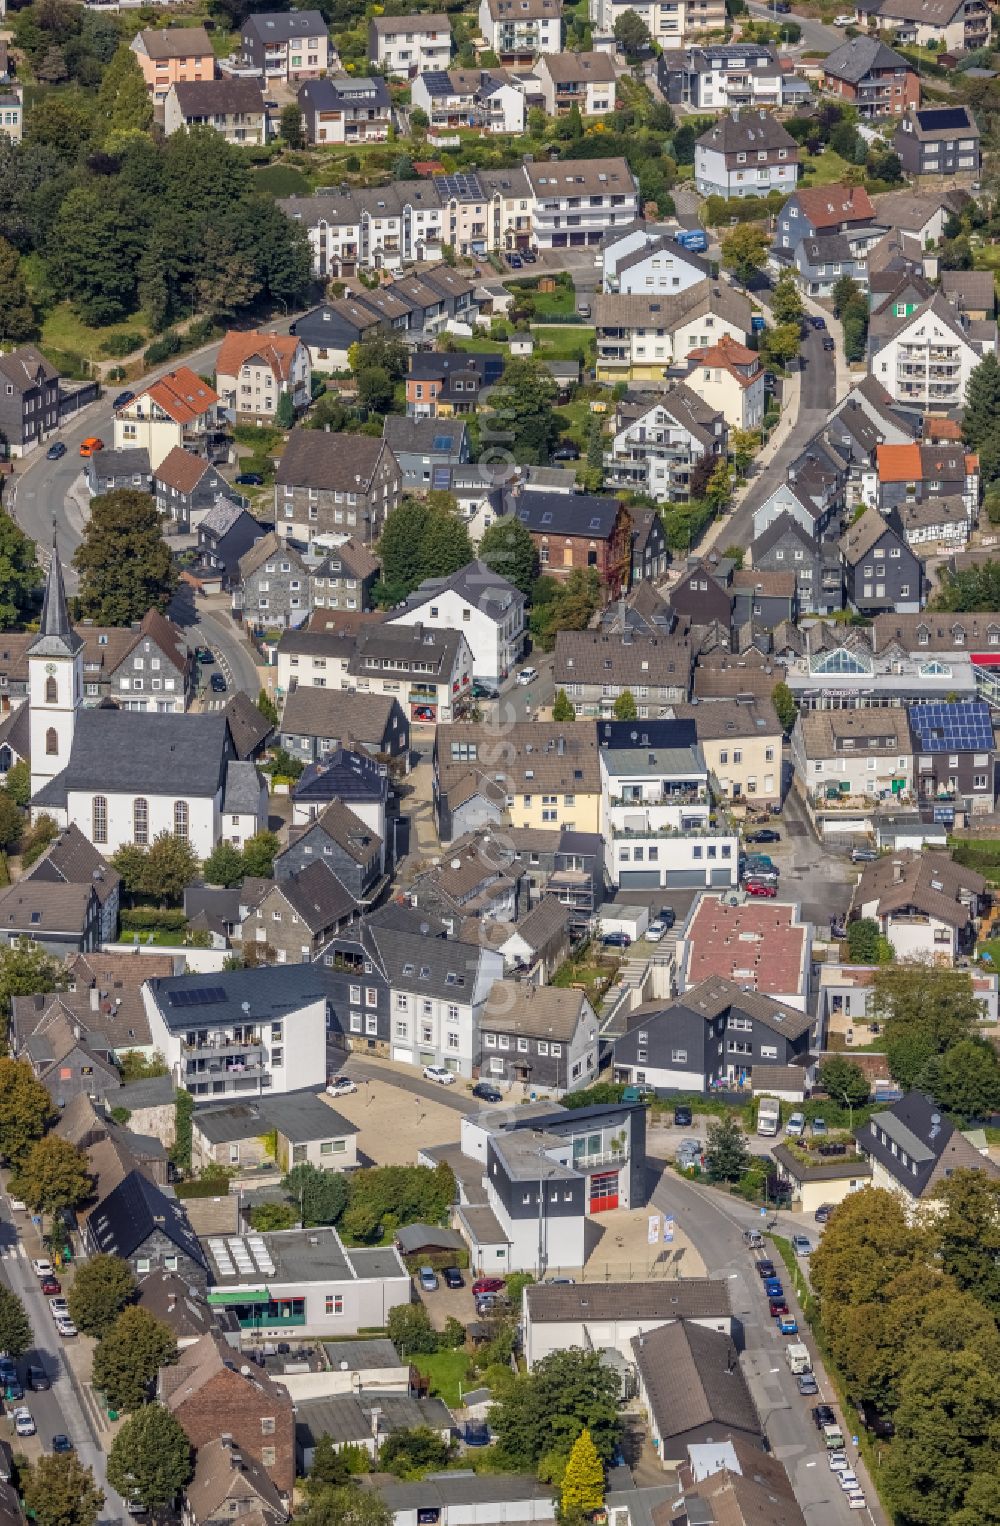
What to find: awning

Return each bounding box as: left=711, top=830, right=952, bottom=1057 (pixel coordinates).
left=207, top=1288, right=270, bottom=1305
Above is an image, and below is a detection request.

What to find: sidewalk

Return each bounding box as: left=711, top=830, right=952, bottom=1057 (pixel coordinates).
left=698, top=361, right=802, bottom=561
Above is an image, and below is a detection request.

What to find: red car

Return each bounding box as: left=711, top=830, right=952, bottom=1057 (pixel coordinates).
left=769, top=1297, right=789, bottom=1317
left=40, top=1278, right=61, bottom=1296
left=472, top=1277, right=506, bottom=1296
left=746, top=881, right=777, bottom=898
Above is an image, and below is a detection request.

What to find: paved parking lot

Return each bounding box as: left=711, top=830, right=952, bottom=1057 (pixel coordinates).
left=320, top=1065, right=466, bottom=1165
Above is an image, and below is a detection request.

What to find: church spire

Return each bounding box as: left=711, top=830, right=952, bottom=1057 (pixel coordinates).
left=29, top=523, right=83, bottom=656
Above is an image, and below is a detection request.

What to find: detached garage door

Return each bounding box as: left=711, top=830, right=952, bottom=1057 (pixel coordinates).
left=710, top=867, right=734, bottom=886
left=618, top=870, right=660, bottom=888
left=665, top=869, right=708, bottom=888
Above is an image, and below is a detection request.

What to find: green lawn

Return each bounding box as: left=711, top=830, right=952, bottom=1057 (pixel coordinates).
left=533, top=325, right=595, bottom=361
left=797, top=146, right=853, bottom=187
left=38, top=302, right=149, bottom=364
left=508, top=280, right=579, bottom=319
left=411, top=1350, right=473, bottom=1407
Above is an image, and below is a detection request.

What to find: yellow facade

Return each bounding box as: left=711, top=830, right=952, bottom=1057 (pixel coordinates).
left=507, top=791, right=601, bottom=834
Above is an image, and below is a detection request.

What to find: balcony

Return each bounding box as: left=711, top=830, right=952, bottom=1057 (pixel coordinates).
left=610, top=787, right=708, bottom=806
left=573, top=1148, right=630, bottom=1170
left=182, top=1034, right=263, bottom=1056
left=610, top=821, right=729, bottom=840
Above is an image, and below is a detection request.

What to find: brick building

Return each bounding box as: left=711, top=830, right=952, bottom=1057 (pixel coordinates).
left=513, top=491, right=633, bottom=598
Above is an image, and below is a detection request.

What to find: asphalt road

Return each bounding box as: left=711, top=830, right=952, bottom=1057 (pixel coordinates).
left=1, top=1206, right=124, bottom=1523
left=168, top=585, right=261, bottom=703
left=335, top=1055, right=480, bottom=1113
left=749, top=1, right=846, bottom=51
left=653, top=1168, right=883, bottom=1526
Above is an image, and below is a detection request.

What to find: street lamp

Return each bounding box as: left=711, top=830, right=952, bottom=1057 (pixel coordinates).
left=836, top=1089, right=854, bottom=1133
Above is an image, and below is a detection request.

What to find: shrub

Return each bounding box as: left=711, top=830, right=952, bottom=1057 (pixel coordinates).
left=143, top=332, right=182, bottom=366
left=100, top=332, right=144, bottom=359
left=120, top=907, right=187, bottom=932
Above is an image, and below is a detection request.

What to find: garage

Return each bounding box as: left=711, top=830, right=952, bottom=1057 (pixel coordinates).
left=710, top=867, right=734, bottom=886
left=665, top=869, right=710, bottom=888
left=392, top=1047, right=412, bottom=1064
left=589, top=1170, right=619, bottom=1212
left=618, top=869, right=660, bottom=888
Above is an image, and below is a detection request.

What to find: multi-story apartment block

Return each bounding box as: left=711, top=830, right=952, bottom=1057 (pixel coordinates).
left=523, top=156, right=638, bottom=249
left=240, top=11, right=331, bottom=80
left=297, top=76, right=391, bottom=145
left=113, top=366, right=221, bottom=473
left=869, top=290, right=992, bottom=414
left=345, top=623, right=473, bottom=726
left=594, top=281, right=752, bottom=384
left=280, top=182, right=445, bottom=279
left=479, top=0, right=562, bottom=67
left=215, top=331, right=310, bottom=422
left=514, top=490, right=633, bottom=597
left=694, top=109, right=799, bottom=201
left=893, top=104, right=981, bottom=186
left=311, top=538, right=380, bottom=612
left=674, top=700, right=782, bottom=805
left=554, top=630, right=693, bottom=718
left=590, top=0, right=725, bottom=48
left=274, top=428, right=401, bottom=548
left=822, top=35, right=919, bottom=117
left=658, top=43, right=782, bottom=110
left=791, top=706, right=914, bottom=807
left=386, top=562, right=525, bottom=687
left=237, top=532, right=311, bottom=630
left=433, top=722, right=603, bottom=839
left=163, top=79, right=268, bottom=143
left=604, top=382, right=727, bottom=504
left=535, top=51, right=616, bottom=114
left=0, top=346, right=60, bottom=458
left=856, top=0, right=989, bottom=54
left=411, top=67, right=525, bottom=134
left=130, top=26, right=215, bottom=101
left=368, top=14, right=451, bottom=78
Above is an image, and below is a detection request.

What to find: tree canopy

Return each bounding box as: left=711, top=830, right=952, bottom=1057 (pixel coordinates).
left=107, top=1404, right=192, bottom=1511
left=478, top=515, right=539, bottom=598
left=74, top=490, right=176, bottom=625
left=67, top=1254, right=137, bottom=1338
left=490, top=1348, right=621, bottom=1470
left=22, top=1454, right=105, bottom=1526
left=92, top=1306, right=178, bottom=1413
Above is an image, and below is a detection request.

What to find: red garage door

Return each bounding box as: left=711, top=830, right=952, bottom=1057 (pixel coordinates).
left=590, top=1170, right=619, bottom=1213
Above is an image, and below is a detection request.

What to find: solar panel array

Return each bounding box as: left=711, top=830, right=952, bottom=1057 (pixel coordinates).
left=435, top=171, right=485, bottom=200
left=910, top=702, right=993, bottom=753
left=167, top=986, right=228, bottom=1009
left=206, top=1235, right=276, bottom=1279
left=916, top=107, right=969, bottom=132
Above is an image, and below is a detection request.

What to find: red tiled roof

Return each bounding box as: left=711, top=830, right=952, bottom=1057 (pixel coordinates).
left=139, top=366, right=218, bottom=426
left=924, top=417, right=962, bottom=441
left=794, top=184, right=875, bottom=229
left=687, top=333, right=761, bottom=388
left=684, top=894, right=808, bottom=1000
left=216, top=330, right=301, bottom=385
left=154, top=446, right=212, bottom=494
left=876, top=443, right=922, bottom=483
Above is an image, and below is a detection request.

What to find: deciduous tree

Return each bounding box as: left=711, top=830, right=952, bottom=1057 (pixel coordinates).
left=0, top=1055, right=57, bottom=1164
left=92, top=1307, right=178, bottom=1413
left=720, top=224, right=770, bottom=284
left=934, top=1169, right=1000, bottom=1312
left=0, top=1286, right=33, bottom=1358
left=143, top=831, right=200, bottom=905
left=0, top=238, right=34, bottom=343
left=770, top=269, right=803, bottom=325
left=107, top=1404, right=192, bottom=1510
left=771, top=680, right=797, bottom=733
left=74, top=490, right=176, bottom=624
left=241, top=829, right=280, bottom=880
left=613, top=9, right=651, bottom=57
left=283, top=1162, right=349, bottom=1227
left=483, top=356, right=558, bottom=464
left=810, top=1187, right=925, bottom=1313
left=816, top=1056, right=870, bottom=1108
left=0, top=507, right=42, bottom=626
left=22, top=1453, right=104, bottom=1526
left=872, top=967, right=981, bottom=1089
left=490, top=1348, right=620, bottom=1468
left=613, top=689, right=637, bottom=721
left=881, top=1348, right=1000, bottom=1526
left=552, top=689, right=576, bottom=722
left=478, top=514, right=538, bottom=597
left=202, top=840, right=245, bottom=889
left=704, top=1115, right=750, bottom=1183
left=297, top=1485, right=394, bottom=1526
left=918, top=1037, right=1000, bottom=1124
left=67, top=1254, right=137, bottom=1339
left=10, top=1135, right=92, bottom=1217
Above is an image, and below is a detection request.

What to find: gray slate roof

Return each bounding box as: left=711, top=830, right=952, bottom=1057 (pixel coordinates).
left=222, top=760, right=264, bottom=815
left=631, top=1320, right=761, bottom=1443
left=34, top=710, right=231, bottom=807
left=148, top=965, right=337, bottom=1033
left=277, top=428, right=388, bottom=492
left=393, top=559, right=524, bottom=621
left=245, top=9, right=327, bottom=39
left=823, top=34, right=911, bottom=82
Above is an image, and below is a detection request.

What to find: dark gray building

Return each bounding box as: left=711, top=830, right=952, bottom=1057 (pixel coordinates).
left=275, top=429, right=402, bottom=548
left=240, top=9, right=329, bottom=74
left=840, top=505, right=921, bottom=615
left=893, top=105, right=981, bottom=182
left=750, top=512, right=832, bottom=616
left=154, top=447, right=241, bottom=532
left=311, top=538, right=380, bottom=613
left=908, top=698, right=996, bottom=810
left=297, top=74, right=391, bottom=144
left=237, top=530, right=311, bottom=630
left=196, top=502, right=269, bottom=590
left=613, top=976, right=814, bottom=1092
left=631, top=510, right=669, bottom=585
left=731, top=568, right=796, bottom=628
left=276, top=798, right=386, bottom=905
left=0, top=880, right=103, bottom=955
left=0, top=346, right=60, bottom=458
left=382, top=415, right=469, bottom=492
left=279, top=688, right=410, bottom=769
left=83, top=1168, right=208, bottom=1291
left=85, top=447, right=152, bottom=497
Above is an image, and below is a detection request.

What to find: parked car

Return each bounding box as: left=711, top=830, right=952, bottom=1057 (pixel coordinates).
left=472, top=1081, right=503, bottom=1103
left=746, top=828, right=780, bottom=844
left=522, top=249, right=537, bottom=263
left=28, top=1366, right=50, bottom=1392
left=851, top=847, right=878, bottom=862
left=829, top=1453, right=850, bottom=1473
left=745, top=881, right=777, bottom=898
left=443, top=1267, right=464, bottom=1289
left=112, top=391, right=135, bottom=410
left=601, top=931, right=631, bottom=948
left=769, top=1297, right=789, bottom=1317
left=326, top=1076, right=357, bottom=1097
left=423, top=1064, right=456, bottom=1085
left=763, top=1278, right=784, bottom=1297
left=51, top=1436, right=74, bottom=1454
left=31, top=1259, right=53, bottom=1278
left=39, top=1277, right=61, bottom=1296
left=657, top=907, right=676, bottom=930
left=834, top=11, right=855, bottom=22
left=810, top=1118, right=828, bottom=1137
left=823, top=336, right=835, bottom=351
left=472, top=1277, right=505, bottom=1295
left=195, top=647, right=214, bottom=664
left=798, top=1373, right=819, bottom=1395
left=646, top=919, right=667, bottom=942
left=792, top=1234, right=812, bottom=1256
left=235, top=472, right=265, bottom=486
left=12, top=1408, right=35, bottom=1439
left=778, top=1315, right=799, bottom=1335
left=45, top=442, right=66, bottom=461
left=785, top=1112, right=806, bottom=1137
left=846, top=1494, right=867, bottom=1511
left=418, top=1266, right=438, bottom=1292
left=517, top=666, right=538, bottom=686
left=813, top=1405, right=836, bottom=1429
left=552, top=441, right=580, bottom=461
left=673, top=1105, right=693, bottom=1126
left=809, top=315, right=826, bottom=330
left=755, top=1259, right=776, bottom=1279
left=210, top=672, right=227, bottom=693
left=54, top=1319, right=77, bottom=1339
left=814, top=1203, right=834, bottom=1224
left=471, top=682, right=499, bottom=700
left=79, top=437, right=103, bottom=457
left=48, top=1298, right=69, bottom=1318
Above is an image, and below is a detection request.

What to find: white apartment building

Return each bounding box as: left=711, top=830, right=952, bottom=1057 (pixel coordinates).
left=602, top=230, right=708, bottom=296
left=604, top=384, right=726, bottom=504
left=479, top=0, right=562, bottom=65
left=594, top=283, right=753, bottom=384
left=590, top=0, right=725, bottom=48
left=386, top=561, right=525, bottom=687
left=368, top=13, right=451, bottom=78
left=411, top=68, right=525, bottom=135
left=524, top=156, right=638, bottom=249
left=871, top=291, right=991, bottom=412
left=535, top=51, right=615, bottom=115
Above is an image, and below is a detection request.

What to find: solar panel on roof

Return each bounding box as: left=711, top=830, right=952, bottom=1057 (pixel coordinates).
left=910, top=702, right=993, bottom=753
left=915, top=107, right=970, bottom=132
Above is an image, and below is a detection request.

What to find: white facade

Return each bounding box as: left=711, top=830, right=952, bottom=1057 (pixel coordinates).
left=143, top=985, right=328, bottom=1097
left=478, top=0, right=562, bottom=58
left=689, top=352, right=766, bottom=430
left=523, top=1301, right=732, bottom=1367
left=605, top=396, right=723, bottom=505
left=527, top=161, right=639, bottom=249
left=386, top=589, right=524, bottom=686
left=386, top=950, right=504, bottom=1078
left=599, top=751, right=739, bottom=890
left=371, top=19, right=451, bottom=77
left=29, top=645, right=81, bottom=802
left=694, top=141, right=798, bottom=200
left=612, top=244, right=707, bottom=297
left=411, top=73, right=525, bottom=135
left=872, top=304, right=987, bottom=411
left=67, top=787, right=222, bottom=859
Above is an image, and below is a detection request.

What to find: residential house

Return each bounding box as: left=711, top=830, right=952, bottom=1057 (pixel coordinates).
left=386, top=560, right=525, bottom=686
left=851, top=848, right=987, bottom=960
left=160, top=1331, right=295, bottom=1496
left=0, top=877, right=104, bottom=955
left=598, top=719, right=738, bottom=890
left=382, top=416, right=470, bottom=492
left=856, top=1089, right=1000, bottom=1217
left=296, top=1393, right=454, bottom=1469
left=274, top=428, right=401, bottom=548
left=594, top=282, right=753, bottom=385
left=601, top=230, right=709, bottom=297
left=0, top=346, right=60, bottom=457
left=614, top=977, right=813, bottom=1092
left=114, top=366, right=221, bottom=473
left=164, top=79, right=268, bottom=144
left=478, top=0, right=561, bottom=67
left=536, top=51, right=616, bottom=114
left=673, top=699, right=782, bottom=805
left=411, top=67, right=525, bottom=135
left=236, top=532, right=310, bottom=630
left=873, top=189, right=966, bottom=249
left=293, top=298, right=384, bottom=371
left=406, top=352, right=504, bottom=418
left=634, top=1322, right=763, bottom=1468
left=893, top=104, right=981, bottom=185
left=191, top=1091, right=358, bottom=1174
left=555, top=630, right=692, bottom=718
left=940, top=267, right=995, bottom=321
left=20, top=822, right=121, bottom=943
left=130, top=27, right=215, bottom=101
left=894, top=496, right=971, bottom=551
left=223, top=691, right=275, bottom=762
left=406, top=832, right=525, bottom=932
left=668, top=553, right=735, bottom=626
left=182, top=1437, right=287, bottom=1526
left=856, top=0, right=990, bottom=52
left=291, top=749, right=392, bottom=843
left=368, top=14, right=451, bottom=77
left=240, top=11, right=331, bottom=80
left=153, top=449, right=240, bottom=532
left=96, top=608, right=193, bottom=715
left=909, top=698, right=996, bottom=814
left=347, top=622, right=472, bottom=725
left=242, top=861, right=358, bottom=964
left=297, top=75, right=392, bottom=145
left=682, top=334, right=765, bottom=430
left=142, top=964, right=332, bottom=1099
left=310, top=539, right=380, bottom=612
left=792, top=230, right=879, bottom=298
left=12, top=951, right=172, bottom=1066
left=280, top=181, right=446, bottom=279
left=276, top=617, right=375, bottom=700
left=791, top=707, right=913, bottom=807
left=522, top=1277, right=731, bottom=1368
left=496, top=896, right=572, bottom=985
left=85, top=446, right=152, bottom=497
left=657, top=42, right=783, bottom=111
left=840, top=506, right=921, bottom=614
left=215, top=331, right=310, bottom=422
left=669, top=1442, right=806, bottom=1526
left=872, top=291, right=992, bottom=415
left=279, top=686, right=408, bottom=772
left=873, top=441, right=979, bottom=519
left=360, top=1477, right=553, bottom=1526
left=195, top=503, right=267, bottom=591
left=771, top=1144, right=872, bottom=1217
left=694, top=110, right=798, bottom=201
left=523, top=157, right=638, bottom=250
left=692, top=654, right=780, bottom=704
left=822, top=35, right=918, bottom=116
left=478, top=983, right=597, bottom=1094
left=774, top=183, right=876, bottom=255
left=632, top=509, right=669, bottom=584
left=0, top=86, right=22, bottom=143
left=750, top=513, right=836, bottom=616
left=277, top=796, right=386, bottom=904
left=730, top=569, right=796, bottom=628
left=83, top=1166, right=208, bottom=1289
left=513, top=490, right=633, bottom=596
left=589, top=0, right=727, bottom=49
left=433, top=720, right=603, bottom=839
left=678, top=893, right=813, bottom=1011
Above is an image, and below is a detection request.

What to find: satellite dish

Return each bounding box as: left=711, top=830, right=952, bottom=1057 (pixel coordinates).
left=931, top=1113, right=941, bottom=1125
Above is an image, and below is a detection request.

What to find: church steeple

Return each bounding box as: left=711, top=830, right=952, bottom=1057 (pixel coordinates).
left=29, top=526, right=83, bottom=657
